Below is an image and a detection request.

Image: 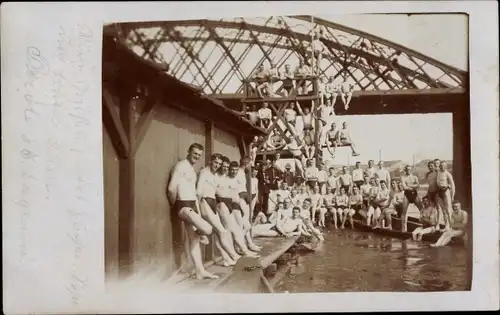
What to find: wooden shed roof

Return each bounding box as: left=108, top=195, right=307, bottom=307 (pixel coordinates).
left=102, top=33, right=267, bottom=137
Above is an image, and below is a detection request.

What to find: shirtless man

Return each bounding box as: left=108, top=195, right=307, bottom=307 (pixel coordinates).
left=400, top=165, right=423, bottom=232
left=436, top=161, right=455, bottom=230
left=251, top=207, right=311, bottom=238
left=317, top=162, right=328, bottom=195
left=197, top=154, right=241, bottom=267
left=425, top=161, right=440, bottom=222
left=431, top=200, right=468, bottom=247
left=366, top=178, right=380, bottom=226
left=352, top=161, right=365, bottom=189
left=335, top=122, right=360, bottom=157
left=318, top=76, right=329, bottom=105
left=323, top=188, right=338, bottom=228
left=167, top=143, right=218, bottom=279
left=374, top=181, right=391, bottom=228
left=253, top=64, right=268, bottom=98
left=340, top=73, right=355, bottom=110
left=335, top=187, right=349, bottom=228
left=317, top=98, right=335, bottom=126
left=294, top=59, right=312, bottom=95
left=325, top=122, right=339, bottom=158
left=285, top=135, right=306, bottom=178
left=359, top=175, right=373, bottom=214
left=281, top=64, right=296, bottom=97
left=300, top=199, right=325, bottom=241
left=310, top=185, right=324, bottom=226
left=338, top=165, right=353, bottom=195
left=216, top=158, right=259, bottom=258
left=266, top=61, right=281, bottom=97
left=296, top=105, right=316, bottom=159
left=327, top=75, right=340, bottom=107
left=412, top=196, right=440, bottom=241
left=346, top=186, right=363, bottom=228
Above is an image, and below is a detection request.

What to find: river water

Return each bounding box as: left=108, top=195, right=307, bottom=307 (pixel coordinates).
left=275, top=228, right=470, bottom=292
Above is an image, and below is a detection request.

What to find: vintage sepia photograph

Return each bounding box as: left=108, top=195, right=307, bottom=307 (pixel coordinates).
left=101, top=13, right=472, bottom=294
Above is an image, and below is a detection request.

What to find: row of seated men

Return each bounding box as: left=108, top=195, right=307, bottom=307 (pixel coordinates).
left=251, top=158, right=467, bottom=247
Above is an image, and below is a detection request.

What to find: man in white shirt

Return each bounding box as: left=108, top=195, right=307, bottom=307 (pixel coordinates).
left=198, top=153, right=241, bottom=266
left=317, top=162, right=329, bottom=195
left=216, top=157, right=259, bottom=258
left=340, top=74, right=355, bottom=110
left=375, top=161, right=391, bottom=186
left=258, top=102, right=272, bottom=129
left=352, top=161, right=365, bottom=189
left=326, top=166, right=339, bottom=195
left=366, top=160, right=377, bottom=179
left=167, top=143, right=218, bottom=279
left=228, top=161, right=262, bottom=253
left=338, top=165, right=353, bottom=195
left=294, top=59, right=311, bottom=95
left=304, top=159, right=319, bottom=194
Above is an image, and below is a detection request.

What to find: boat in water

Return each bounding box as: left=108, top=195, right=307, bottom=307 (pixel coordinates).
left=351, top=213, right=465, bottom=246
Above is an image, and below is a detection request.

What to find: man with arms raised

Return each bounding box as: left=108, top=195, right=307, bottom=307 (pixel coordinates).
left=167, top=143, right=218, bottom=279
left=436, top=160, right=455, bottom=230
left=197, top=153, right=241, bottom=266
left=400, top=165, right=423, bottom=232
left=215, top=157, right=259, bottom=258
left=431, top=200, right=468, bottom=247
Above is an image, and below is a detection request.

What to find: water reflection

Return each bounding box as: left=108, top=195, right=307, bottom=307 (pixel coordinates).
left=277, top=229, right=470, bottom=292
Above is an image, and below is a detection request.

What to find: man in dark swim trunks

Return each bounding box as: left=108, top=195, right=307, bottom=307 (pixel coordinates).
left=168, top=143, right=218, bottom=279
left=197, top=153, right=241, bottom=266
left=400, top=165, right=424, bottom=232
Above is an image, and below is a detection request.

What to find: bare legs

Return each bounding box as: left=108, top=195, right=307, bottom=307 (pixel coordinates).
left=217, top=203, right=259, bottom=258
left=341, top=92, right=353, bottom=110
left=318, top=208, right=328, bottom=227
left=431, top=229, right=464, bottom=247
left=200, top=199, right=240, bottom=265
left=329, top=208, right=338, bottom=228
left=342, top=209, right=355, bottom=228
left=438, top=190, right=452, bottom=230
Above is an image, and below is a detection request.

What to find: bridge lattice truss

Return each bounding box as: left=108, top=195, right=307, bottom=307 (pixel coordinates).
left=105, top=16, right=467, bottom=96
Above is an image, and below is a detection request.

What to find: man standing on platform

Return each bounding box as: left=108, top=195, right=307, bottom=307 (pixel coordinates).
left=167, top=143, right=218, bottom=280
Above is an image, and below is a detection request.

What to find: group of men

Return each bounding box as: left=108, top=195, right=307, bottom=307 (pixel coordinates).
left=250, top=158, right=468, bottom=247
left=168, top=143, right=263, bottom=279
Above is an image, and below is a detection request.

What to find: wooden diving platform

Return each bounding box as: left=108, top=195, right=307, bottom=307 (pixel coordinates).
left=171, top=236, right=315, bottom=293
left=242, top=94, right=320, bottom=104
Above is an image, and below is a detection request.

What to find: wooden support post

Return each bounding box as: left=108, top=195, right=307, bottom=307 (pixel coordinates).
left=118, top=91, right=135, bottom=277
left=246, top=140, right=254, bottom=223
left=205, top=121, right=216, bottom=261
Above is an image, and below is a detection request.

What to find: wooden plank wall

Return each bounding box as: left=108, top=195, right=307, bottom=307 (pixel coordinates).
left=133, top=105, right=205, bottom=276
left=214, top=127, right=242, bottom=162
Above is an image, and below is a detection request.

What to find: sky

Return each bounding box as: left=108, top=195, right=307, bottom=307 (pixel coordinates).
left=142, top=14, right=463, bottom=166
left=320, top=113, right=453, bottom=166
left=323, top=14, right=468, bottom=71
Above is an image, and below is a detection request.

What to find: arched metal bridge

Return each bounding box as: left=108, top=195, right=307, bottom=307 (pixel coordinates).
left=103, top=16, right=467, bottom=97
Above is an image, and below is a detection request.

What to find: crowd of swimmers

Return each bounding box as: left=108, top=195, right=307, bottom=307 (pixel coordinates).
left=251, top=157, right=468, bottom=247
left=168, top=143, right=468, bottom=279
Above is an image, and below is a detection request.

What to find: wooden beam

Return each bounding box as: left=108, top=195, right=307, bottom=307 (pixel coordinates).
left=102, top=89, right=130, bottom=159
left=134, top=98, right=157, bottom=155
left=118, top=92, right=136, bottom=277
left=204, top=121, right=216, bottom=261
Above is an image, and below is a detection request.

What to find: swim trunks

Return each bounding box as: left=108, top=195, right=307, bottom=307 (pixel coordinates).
left=216, top=196, right=234, bottom=212
left=404, top=188, right=418, bottom=203
left=201, top=197, right=217, bottom=212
